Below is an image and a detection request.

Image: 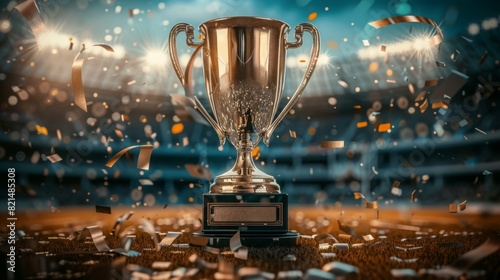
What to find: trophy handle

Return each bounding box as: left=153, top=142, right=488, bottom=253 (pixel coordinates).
left=261, top=23, right=320, bottom=146
left=168, top=23, right=226, bottom=146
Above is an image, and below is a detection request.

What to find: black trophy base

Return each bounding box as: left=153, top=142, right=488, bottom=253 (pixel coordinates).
left=193, top=231, right=300, bottom=247
left=203, top=193, right=289, bottom=233
left=199, top=193, right=297, bottom=247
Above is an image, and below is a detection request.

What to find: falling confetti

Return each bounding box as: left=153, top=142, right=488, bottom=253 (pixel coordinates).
left=320, top=141, right=344, bottom=148
left=308, top=12, right=318, bottom=21
left=71, top=44, right=114, bottom=112
left=47, top=154, right=62, bottom=163
left=105, top=145, right=153, bottom=170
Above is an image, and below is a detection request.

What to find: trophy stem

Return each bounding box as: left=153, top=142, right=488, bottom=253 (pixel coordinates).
left=210, top=133, right=281, bottom=193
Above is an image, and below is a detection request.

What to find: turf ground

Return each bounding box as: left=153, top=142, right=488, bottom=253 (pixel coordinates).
left=1, top=206, right=499, bottom=279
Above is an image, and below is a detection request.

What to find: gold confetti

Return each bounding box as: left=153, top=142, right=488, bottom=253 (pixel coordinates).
left=411, top=190, right=416, bottom=202
left=47, top=154, right=62, bottom=163
left=252, top=146, right=260, bottom=157
left=380, top=45, right=386, bottom=52
left=368, top=15, right=443, bottom=47
left=357, top=121, right=368, bottom=128
left=419, top=99, right=429, bottom=113
left=105, top=145, right=153, bottom=170
left=289, top=130, right=297, bottom=138
left=424, top=79, right=439, bottom=87
left=377, top=123, right=391, bottom=133
left=338, top=80, right=349, bottom=88
left=71, top=44, right=114, bottom=112
left=320, top=141, right=344, bottom=148
left=308, top=12, right=318, bottom=21
left=77, top=226, right=110, bottom=252
left=171, top=123, right=184, bottom=134
left=449, top=204, right=458, bottom=213
left=35, top=124, right=48, bottom=135
left=459, top=200, right=467, bottom=211
left=160, top=232, right=182, bottom=246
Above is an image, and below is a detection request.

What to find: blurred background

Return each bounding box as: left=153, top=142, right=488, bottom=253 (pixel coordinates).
left=0, top=0, right=499, bottom=210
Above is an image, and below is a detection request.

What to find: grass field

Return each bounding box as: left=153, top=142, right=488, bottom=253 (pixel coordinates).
left=2, top=206, right=500, bottom=279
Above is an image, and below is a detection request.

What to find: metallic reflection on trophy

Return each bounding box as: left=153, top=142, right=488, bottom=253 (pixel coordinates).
left=169, top=17, right=319, bottom=245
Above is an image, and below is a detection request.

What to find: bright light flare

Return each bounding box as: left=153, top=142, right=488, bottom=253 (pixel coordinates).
left=144, top=48, right=168, bottom=67
left=38, top=30, right=71, bottom=49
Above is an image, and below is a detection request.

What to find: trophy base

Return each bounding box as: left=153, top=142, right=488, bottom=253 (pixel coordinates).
left=202, top=193, right=289, bottom=233
left=193, top=231, right=299, bottom=247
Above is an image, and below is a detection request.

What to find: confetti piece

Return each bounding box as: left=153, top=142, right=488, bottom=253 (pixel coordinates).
left=139, top=219, right=159, bottom=251
left=106, top=145, right=153, bottom=170
left=429, top=70, right=469, bottom=103
left=419, top=99, right=429, bottom=113
left=230, top=231, right=242, bottom=251
left=234, top=246, right=249, bottom=260
left=363, top=234, right=374, bottom=241
left=483, top=170, right=492, bottom=176
left=10, top=0, right=46, bottom=50
left=204, top=246, right=220, bottom=255
left=278, top=271, right=303, bottom=279
left=357, top=121, right=368, bottom=128
left=171, top=123, right=184, bottom=134
left=299, top=59, right=306, bottom=63
left=47, top=154, right=62, bottom=163
left=138, top=179, right=153, bottom=185
left=77, top=225, right=110, bottom=252
left=320, top=253, right=337, bottom=259
left=411, top=190, right=416, bottom=202
left=451, top=49, right=461, bottom=62
left=289, top=130, right=297, bottom=138
left=283, top=254, right=297, bottom=261
left=372, top=166, right=379, bottom=175
left=424, top=79, right=439, bottom=87
left=369, top=15, right=443, bottom=47
left=435, top=60, right=446, bottom=67
left=362, top=39, right=370, bottom=46
left=386, top=79, right=396, bottom=83
left=479, top=51, right=488, bottom=64
left=308, top=12, right=318, bottom=21
left=460, top=200, right=467, bottom=211
left=127, top=80, right=136, bottom=86
left=313, top=233, right=339, bottom=244
left=332, top=243, right=349, bottom=250
left=320, top=141, right=344, bottom=148
left=190, top=235, right=209, bottom=246
left=461, top=36, right=473, bottom=42
left=337, top=220, right=363, bottom=239
left=95, top=205, right=111, bottom=214
left=338, top=80, right=349, bottom=88
left=71, top=44, right=114, bottom=112
left=391, top=269, right=417, bottom=278
left=36, top=124, right=48, bottom=135
left=304, top=268, right=334, bottom=280
left=152, top=262, right=172, bottom=270
left=111, top=211, right=134, bottom=236
left=322, top=261, right=360, bottom=276
left=422, top=236, right=500, bottom=278
left=475, top=127, right=487, bottom=135
left=189, top=254, right=218, bottom=270
left=185, top=164, right=212, bottom=180
left=380, top=45, right=386, bottom=52
left=449, top=204, right=458, bottom=213
left=377, top=123, right=391, bottom=133
left=353, top=192, right=378, bottom=209
left=160, top=232, right=182, bottom=246
left=183, top=137, right=189, bottom=146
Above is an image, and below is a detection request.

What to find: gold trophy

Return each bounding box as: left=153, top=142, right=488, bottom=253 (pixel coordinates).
left=169, top=16, right=319, bottom=246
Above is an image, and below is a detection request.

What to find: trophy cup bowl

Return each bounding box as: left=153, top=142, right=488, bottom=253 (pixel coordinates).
left=169, top=16, right=319, bottom=246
